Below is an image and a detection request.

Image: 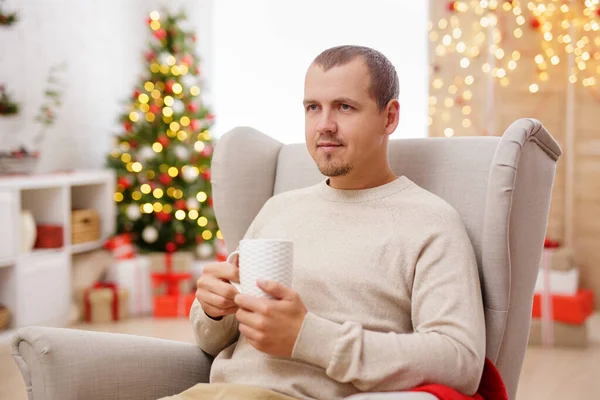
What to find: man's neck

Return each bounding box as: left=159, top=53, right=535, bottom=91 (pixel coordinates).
left=328, top=167, right=397, bottom=190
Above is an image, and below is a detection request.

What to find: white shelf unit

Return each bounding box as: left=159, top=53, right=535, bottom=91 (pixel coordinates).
left=0, top=170, right=115, bottom=333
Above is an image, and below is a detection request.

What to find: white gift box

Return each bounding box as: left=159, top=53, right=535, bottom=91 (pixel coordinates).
left=534, top=267, right=579, bottom=296
left=108, top=256, right=152, bottom=316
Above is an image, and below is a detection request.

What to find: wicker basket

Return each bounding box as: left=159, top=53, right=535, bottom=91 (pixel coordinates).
left=0, top=306, right=10, bottom=331
left=72, top=209, right=101, bottom=244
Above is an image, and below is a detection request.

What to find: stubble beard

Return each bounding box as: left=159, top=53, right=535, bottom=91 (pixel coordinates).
left=317, top=153, right=353, bottom=177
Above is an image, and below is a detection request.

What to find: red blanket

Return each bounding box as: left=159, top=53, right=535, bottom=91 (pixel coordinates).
left=410, top=358, right=508, bottom=400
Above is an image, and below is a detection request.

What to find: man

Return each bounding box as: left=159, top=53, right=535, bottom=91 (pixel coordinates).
left=164, top=45, right=485, bottom=400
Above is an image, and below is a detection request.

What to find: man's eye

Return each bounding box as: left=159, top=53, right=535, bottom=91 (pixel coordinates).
left=306, top=104, right=319, bottom=111
left=340, top=104, right=353, bottom=111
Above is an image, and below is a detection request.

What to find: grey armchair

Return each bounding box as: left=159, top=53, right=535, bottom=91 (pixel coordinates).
left=12, top=118, right=561, bottom=400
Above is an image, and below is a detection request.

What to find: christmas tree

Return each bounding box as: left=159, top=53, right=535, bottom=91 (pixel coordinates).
left=107, top=9, right=219, bottom=258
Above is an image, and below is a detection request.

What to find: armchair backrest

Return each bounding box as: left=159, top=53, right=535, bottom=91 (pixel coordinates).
left=210, top=118, right=561, bottom=400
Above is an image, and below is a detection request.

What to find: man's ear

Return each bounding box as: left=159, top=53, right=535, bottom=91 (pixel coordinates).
left=384, top=99, right=400, bottom=135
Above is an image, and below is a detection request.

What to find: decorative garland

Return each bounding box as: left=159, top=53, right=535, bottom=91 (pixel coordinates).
left=0, top=5, right=17, bottom=26
left=0, top=84, right=19, bottom=115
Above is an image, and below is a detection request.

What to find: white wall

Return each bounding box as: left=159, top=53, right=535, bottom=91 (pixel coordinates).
left=212, top=0, right=429, bottom=144
left=0, top=0, right=214, bottom=173
left=0, top=0, right=427, bottom=171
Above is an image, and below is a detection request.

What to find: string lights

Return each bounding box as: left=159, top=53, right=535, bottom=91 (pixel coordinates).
left=429, top=0, right=600, bottom=136
left=429, top=1, right=524, bottom=135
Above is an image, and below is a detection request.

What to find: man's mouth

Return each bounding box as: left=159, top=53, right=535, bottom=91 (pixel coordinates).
left=317, top=142, right=343, bottom=148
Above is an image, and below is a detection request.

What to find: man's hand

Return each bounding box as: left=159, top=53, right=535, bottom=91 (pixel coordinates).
left=234, top=279, right=307, bottom=358
left=195, top=257, right=240, bottom=320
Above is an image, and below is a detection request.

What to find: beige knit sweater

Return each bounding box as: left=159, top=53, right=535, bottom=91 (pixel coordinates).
left=190, top=176, right=486, bottom=400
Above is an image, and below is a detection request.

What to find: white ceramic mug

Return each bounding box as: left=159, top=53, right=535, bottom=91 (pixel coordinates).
left=227, top=239, right=294, bottom=298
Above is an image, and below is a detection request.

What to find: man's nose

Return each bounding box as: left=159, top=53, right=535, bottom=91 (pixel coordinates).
left=316, top=111, right=337, bottom=134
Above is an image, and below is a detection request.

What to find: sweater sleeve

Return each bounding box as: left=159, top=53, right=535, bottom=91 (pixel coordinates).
left=291, top=210, right=486, bottom=395
left=190, top=299, right=239, bottom=356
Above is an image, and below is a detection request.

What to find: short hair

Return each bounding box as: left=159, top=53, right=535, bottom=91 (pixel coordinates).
left=312, top=45, right=400, bottom=111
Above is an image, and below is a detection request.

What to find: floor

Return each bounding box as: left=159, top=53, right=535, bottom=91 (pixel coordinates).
left=1, top=315, right=600, bottom=400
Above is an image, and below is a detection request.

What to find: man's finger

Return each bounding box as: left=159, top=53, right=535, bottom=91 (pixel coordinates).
left=204, top=262, right=239, bottom=282
left=234, top=293, right=271, bottom=314
left=239, top=323, right=264, bottom=343
left=197, top=290, right=237, bottom=310
left=202, top=276, right=239, bottom=300
left=235, top=307, right=266, bottom=330
left=202, top=303, right=238, bottom=318
left=256, top=279, right=294, bottom=300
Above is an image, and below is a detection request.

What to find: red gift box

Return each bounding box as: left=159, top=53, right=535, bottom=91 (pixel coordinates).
left=532, top=289, right=594, bottom=325
left=151, top=252, right=191, bottom=296
left=153, top=294, right=195, bottom=318
left=35, top=225, right=64, bottom=248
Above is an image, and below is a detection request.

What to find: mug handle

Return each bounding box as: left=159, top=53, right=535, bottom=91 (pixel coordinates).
left=226, top=251, right=241, bottom=293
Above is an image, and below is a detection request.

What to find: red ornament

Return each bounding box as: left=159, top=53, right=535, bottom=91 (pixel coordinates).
left=201, top=145, right=213, bottom=157
left=158, top=135, right=170, bottom=148
left=201, top=170, right=211, bottom=181
left=192, top=34, right=197, bottom=43
left=118, top=177, right=131, bottom=189
left=150, top=104, right=160, bottom=114
left=129, top=140, right=138, bottom=149
left=175, top=233, right=186, bottom=245
left=123, top=121, right=133, bottom=132
left=159, top=173, right=172, bottom=186
left=144, top=51, right=155, bottom=62
left=190, top=119, right=201, bottom=131
left=447, top=1, right=457, bottom=11
left=195, top=234, right=204, bottom=244
left=597, top=8, right=600, bottom=17
left=530, top=17, right=541, bottom=29
left=156, top=211, right=172, bottom=223
left=174, top=199, right=187, bottom=210
left=181, top=54, right=194, bottom=66
left=133, top=89, right=141, bottom=99
left=208, top=197, right=213, bottom=207
left=154, top=29, right=167, bottom=41
left=206, top=113, right=215, bottom=122
left=165, top=80, right=174, bottom=94
left=165, top=242, right=177, bottom=253
left=146, top=17, right=152, bottom=25
left=187, top=103, right=198, bottom=113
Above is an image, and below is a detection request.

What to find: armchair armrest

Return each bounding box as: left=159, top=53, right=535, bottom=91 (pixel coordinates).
left=11, top=326, right=212, bottom=400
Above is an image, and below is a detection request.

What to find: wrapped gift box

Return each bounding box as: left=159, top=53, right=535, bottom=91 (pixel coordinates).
left=153, top=294, right=195, bottom=318
left=529, top=319, right=588, bottom=347
left=532, top=289, right=594, bottom=325
left=107, top=256, right=153, bottom=316
left=534, top=267, right=579, bottom=296
left=540, top=247, right=574, bottom=272
left=149, top=252, right=193, bottom=294
left=83, top=282, right=128, bottom=324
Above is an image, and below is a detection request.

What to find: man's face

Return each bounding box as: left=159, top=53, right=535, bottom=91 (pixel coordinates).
left=303, top=58, right=388, bottom=178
